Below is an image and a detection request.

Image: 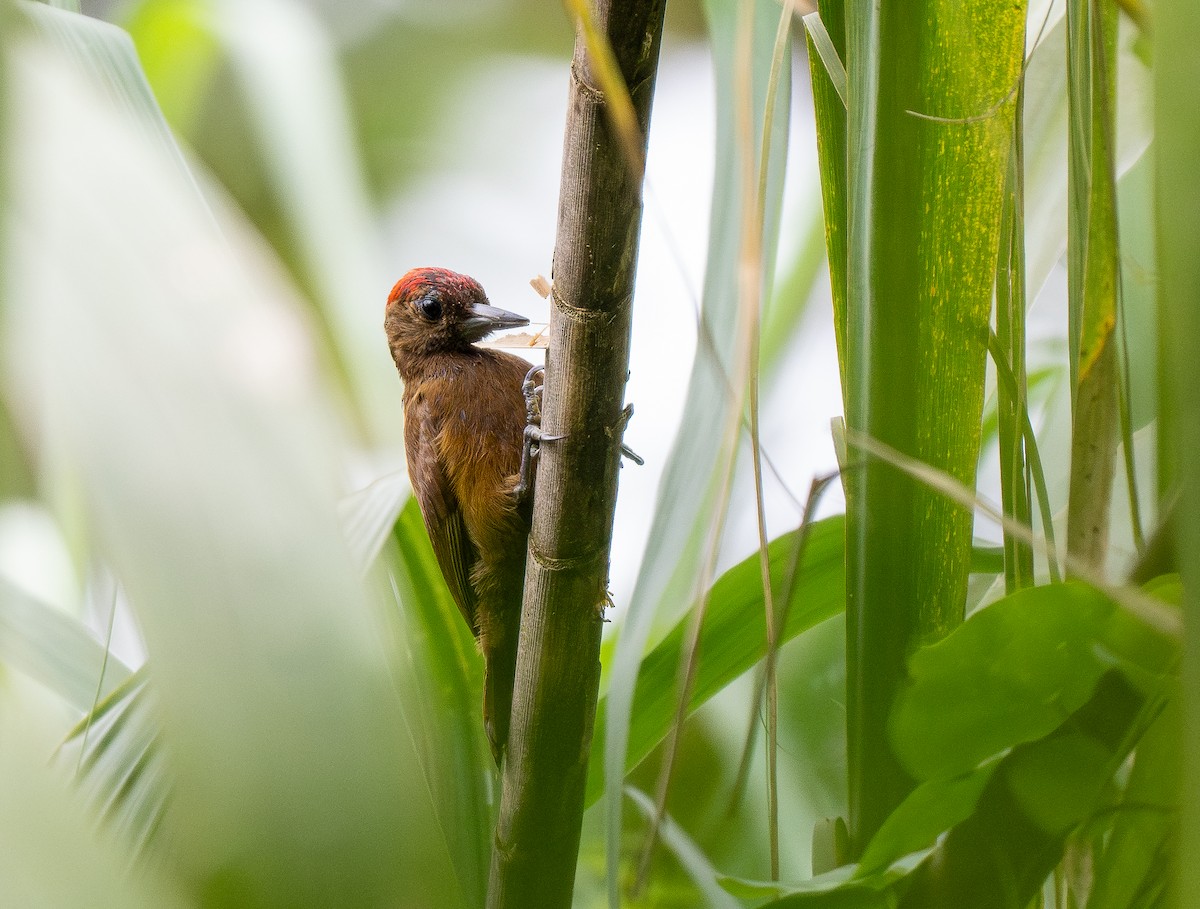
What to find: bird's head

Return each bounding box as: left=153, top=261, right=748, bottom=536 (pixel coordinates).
left=385, top=267, right=529, bottom=372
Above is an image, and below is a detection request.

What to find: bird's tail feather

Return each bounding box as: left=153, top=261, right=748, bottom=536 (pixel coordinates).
left=483, top=627, right=519, bottom=767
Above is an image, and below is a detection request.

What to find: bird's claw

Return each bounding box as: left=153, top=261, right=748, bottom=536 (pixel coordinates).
left=514, top=369, right=643, bottom=506
left=515, top=365, right=547, bottom=506
left=614, top=403, right=644, bottom=467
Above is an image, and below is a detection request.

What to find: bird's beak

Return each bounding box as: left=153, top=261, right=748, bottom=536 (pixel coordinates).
left=460, top=302, right=530, bottom=342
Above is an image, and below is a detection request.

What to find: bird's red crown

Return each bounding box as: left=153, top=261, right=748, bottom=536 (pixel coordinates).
left=388, top=267, right=483, bottom=310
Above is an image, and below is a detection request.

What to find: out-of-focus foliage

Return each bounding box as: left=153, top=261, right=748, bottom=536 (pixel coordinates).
left=0, top=0, right=1191, bottom=907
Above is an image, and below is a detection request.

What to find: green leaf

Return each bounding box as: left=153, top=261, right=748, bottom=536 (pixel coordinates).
left=1155, top=4, right=1200, bottom=892
left=856, top=757, right=1002, bottom=875
left=1065, top=0, right=1122, bottom=565
left=722, top=853, right=918, bottom=907
left=60, top=669, right=169, bottom=855
left=0, top=709, right=190, bottom=909
left=123, top=0, right=400, bottom=446
left=380, top=498, right=492, bottom=907
left=0, top=577, right=130, bottom=712
left=804, top=4, right=848, bottom=400
left=626, top=787, right=740, bottom=909
left=338, top=470, right=409, bottom=573
left=1086, top=696, right=1177, bottom=909
left=891, top=581, right=1176, bottom=782
left=896, top=671, right=1148, bottom=909
left=5, top=23, right=460, bottom=905
left=587, top=515, right=845, bottom=808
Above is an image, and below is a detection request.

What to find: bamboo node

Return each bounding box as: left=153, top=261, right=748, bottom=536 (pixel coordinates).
left=570, top=56, right=605, bottom=103
left=549, top=282, right=631, bottom=324
left=527, top=544, right=608, bottom=575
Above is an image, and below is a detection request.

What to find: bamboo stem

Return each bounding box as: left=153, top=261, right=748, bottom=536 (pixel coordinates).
left=485, top=2, right=666, bottom=906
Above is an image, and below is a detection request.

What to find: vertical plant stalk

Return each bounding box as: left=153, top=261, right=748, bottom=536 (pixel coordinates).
left=841, top=0, right=1026, bottom=853
left=485, top=2, right=666, bottom=907
left=1065, top=0, right=1120, bottom=570
left=1155, top=0, right=1200, bottom=899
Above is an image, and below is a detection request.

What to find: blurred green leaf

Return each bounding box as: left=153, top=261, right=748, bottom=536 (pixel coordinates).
left=120, top=0, right=218, bottom=135
left=1065, top=0, right=1122, bottom=565
left=1115, top=151, right=1157, bottom=433
left=380, top=497, right=491, bottom=907
left=891, top=581, right=1176, bottom=782
left=123, top=0, right=400, bottom=446
left=1155, top=0, right=1200, bottom=892
left=803, top=3, right=847, bottom=400
left=0, top=576, right=130, bottom=711
left=5, top=24, right=460, bottom=906
left=60, top=669, right=168, bottom=856
left=19, top=0, right=189, bottom=174
left=896, top=671, right=1147, bottom=908
left=0, top=708, right=191, bottom=909
left=339, top=469, right=409, bottom=573
left=722, top=857, right=914, bottom=908
left=626, top=787, right=740, bottom=909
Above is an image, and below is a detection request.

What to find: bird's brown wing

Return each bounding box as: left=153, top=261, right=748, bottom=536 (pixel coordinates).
left=406, top=397, right=480, bottom=635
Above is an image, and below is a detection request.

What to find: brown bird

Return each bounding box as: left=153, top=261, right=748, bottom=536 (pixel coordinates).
left=385, top=267, right=536, bottom=764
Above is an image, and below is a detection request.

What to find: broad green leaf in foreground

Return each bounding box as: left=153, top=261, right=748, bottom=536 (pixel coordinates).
left=381, top=498, right=492, bottom=907
left=124, top=0, right=400, bottom=445
left=891, top=580, right=1176, bottom=782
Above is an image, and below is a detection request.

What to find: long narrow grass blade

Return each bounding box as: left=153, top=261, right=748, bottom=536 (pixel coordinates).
left=844, top=429, right=1178, bottom=637
left=803, top=4, right=849, bottom=399
left=603, top=0, right=791, bottom=897
left=987, top=332, right=1062, bottom=583
left=995, top=64, right=1035, bottom=592
left=750, top=0, right=796, bottom=881
left=626, top=787, right=741, bottom=909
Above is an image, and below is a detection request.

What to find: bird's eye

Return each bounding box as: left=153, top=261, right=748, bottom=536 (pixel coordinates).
left=417, top=296, right=442, bottom=321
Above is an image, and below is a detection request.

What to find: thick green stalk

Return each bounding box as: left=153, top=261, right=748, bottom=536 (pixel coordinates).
left=486, top=1, right=665, bottom=906
left=1155, top=0, right=1200, bottom=901
left=841, top=0, right=1026, bottom=852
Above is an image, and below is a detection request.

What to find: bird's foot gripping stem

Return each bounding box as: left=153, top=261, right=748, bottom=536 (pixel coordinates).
left=513, top=368, right=644, bottom=507
left=515, top=365, right=549, bottom=505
